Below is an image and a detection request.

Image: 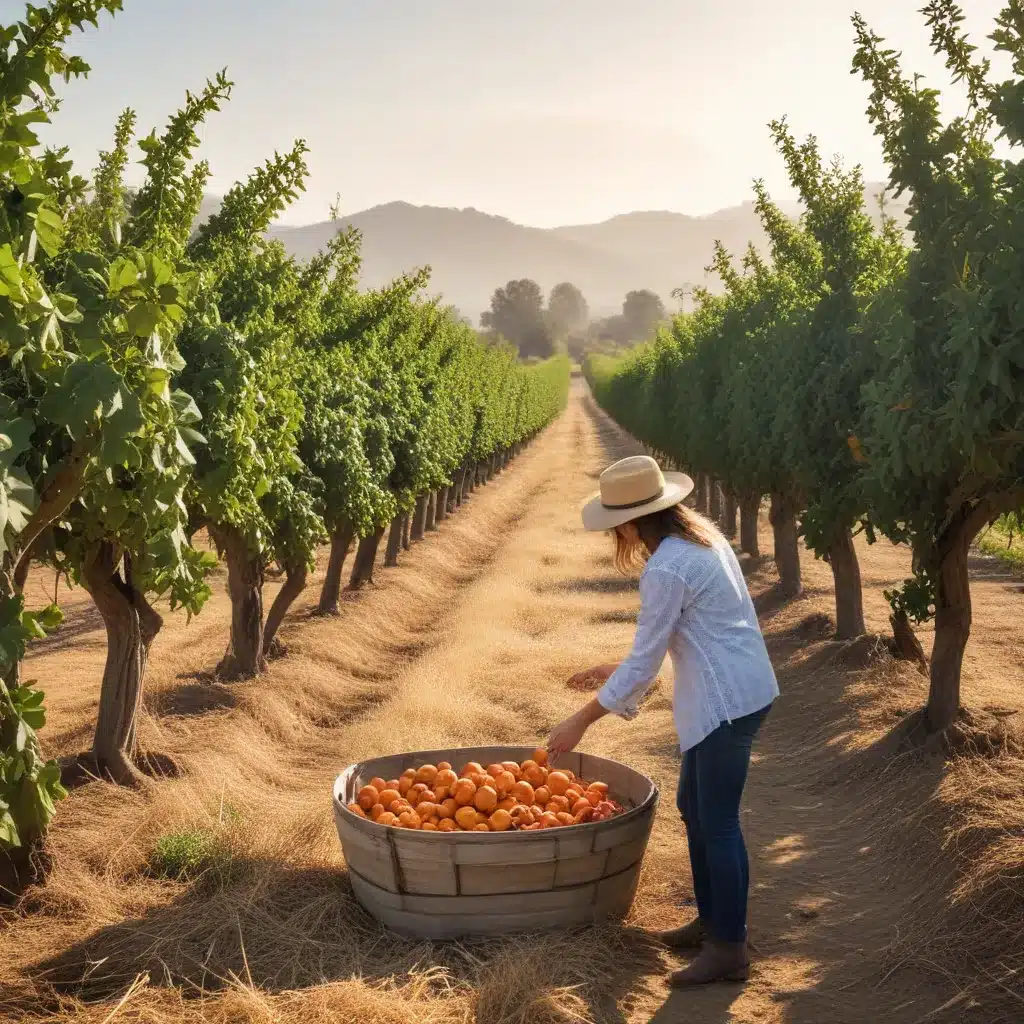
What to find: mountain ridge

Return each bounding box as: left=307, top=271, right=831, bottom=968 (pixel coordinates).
left=197, top=189, right=909, bottom=321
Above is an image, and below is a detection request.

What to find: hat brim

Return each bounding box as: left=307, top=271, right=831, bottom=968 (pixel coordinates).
left=580, top=472, right=695, bottom=532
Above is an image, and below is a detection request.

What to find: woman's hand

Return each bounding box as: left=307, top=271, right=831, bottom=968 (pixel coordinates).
left=547, top=713, right=590, bottom=759
left=566, top=663, right=618, bottom=690
left=547, top=698, right=611, bottom=759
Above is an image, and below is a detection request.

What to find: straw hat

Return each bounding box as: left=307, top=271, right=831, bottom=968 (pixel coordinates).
left=581, top=456, right=694, bottom=532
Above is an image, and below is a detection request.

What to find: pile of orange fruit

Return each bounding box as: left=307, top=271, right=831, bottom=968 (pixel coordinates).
left=346, top=748, right=625, bottom=832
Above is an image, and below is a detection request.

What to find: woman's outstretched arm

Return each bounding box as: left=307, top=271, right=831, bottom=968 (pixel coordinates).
left=547, top=565, right=687, bottom=755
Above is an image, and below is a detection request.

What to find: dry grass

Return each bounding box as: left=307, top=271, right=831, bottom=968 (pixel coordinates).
left=2, top=383, right=1023, bottom=1023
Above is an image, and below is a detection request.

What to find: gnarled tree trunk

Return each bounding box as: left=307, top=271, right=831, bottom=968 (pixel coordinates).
left=740, top=493, right=761, bottom=557
left=426, top=491, right=438, bottom=531
left=411, top=494, right=429, bottom=541
left=437, top=486, right=450, bottom=522
left=349, top=527, right=386, bottom=589
left=318, top=524, right=355, bottom=616
left=891, top=609, right=928, bottom=673
left=262, top=560, right=308, bottom=657
left=723, top=488, right=738, bottom=540
left=828, top=525, right=865, bottom=641
left=385, top=513, right=405, bottom=567
left=82, top=542, right=162, bottom=787
left=769, top=491, right=802, bottom=598
left=925, top=506, right=990, bottom=733
left=212, top=525, right=266, bottom=679
left=402, top=513, right=412, bottom=550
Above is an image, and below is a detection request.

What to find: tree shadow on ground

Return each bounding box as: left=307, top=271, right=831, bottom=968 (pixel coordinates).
left=29, top=860, right=665, bottom=1024
left=146, top=674, right=239, bottom=718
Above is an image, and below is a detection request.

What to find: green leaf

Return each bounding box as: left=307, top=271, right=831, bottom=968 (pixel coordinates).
left=125, top=301, right=162, bottom=338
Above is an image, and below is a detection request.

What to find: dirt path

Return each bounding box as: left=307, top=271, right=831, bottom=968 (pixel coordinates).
left=4, top=379, right=1022, bottom=1023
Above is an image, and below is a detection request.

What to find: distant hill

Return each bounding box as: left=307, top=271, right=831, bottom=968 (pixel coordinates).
left=196, top=189, right=911, bottom=322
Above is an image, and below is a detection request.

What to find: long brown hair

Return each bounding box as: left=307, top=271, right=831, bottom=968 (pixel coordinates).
left=612, top=503, right=720, bottom=574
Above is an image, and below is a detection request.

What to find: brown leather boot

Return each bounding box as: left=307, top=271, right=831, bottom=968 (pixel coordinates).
left=657, top=917, right=706, bottom=951
left=668, top=939, right=749, bottom=986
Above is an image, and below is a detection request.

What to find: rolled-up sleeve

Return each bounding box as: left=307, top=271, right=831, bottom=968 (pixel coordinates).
left=597, top=567, right=687, bottom=719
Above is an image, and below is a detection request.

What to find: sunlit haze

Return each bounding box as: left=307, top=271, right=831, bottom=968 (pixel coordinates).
left=42, top=0, right=1009, bottom=226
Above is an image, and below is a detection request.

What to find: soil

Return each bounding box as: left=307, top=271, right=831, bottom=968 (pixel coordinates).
left=3, top=379, right=1022, bottom=1023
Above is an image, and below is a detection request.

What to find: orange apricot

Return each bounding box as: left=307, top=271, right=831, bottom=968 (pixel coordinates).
left=377, top=811, right=398, bottom=827
left=587, top=781, right=610, bottom=798
left=421, top=822, right=439, bottom=832
left=370, top=803, right=386, bottom=821
left=347, top=802, right=367, bottom=818
left=398, top=777, right=413, bottom=796
left=546, top=795, right=570, bottom=814
left=377, top=787, right=400, bottom=808
left=435, top=768, right=458, bottom=790
left=547, top=772, right=571, bottom=796
left=453, top=779, right=477, bottom=806
left=586, top=790, right=602, bottom=808
left=489, top=809, right=514, bottom=831
left=398, top=810, right=422, bottom=829
left=439, top=798, right=458, bottom=819
left=539, top=811, right=560, bottom=829
left=460, top=761, right=484, bottom=778
left=511, top=781, right=535, bottom=805
left=534, top=786, right=551, bottom=805
left=501, top=761, right=522, bottom=779
left=497, top=796, right=517, bottom=812
left=493, top=771, right=517, bottom=796
left=486, top=763, right=506, bottom=779
left=556, top=812, right=575, bottom=826
left=521, top=761, right=545, bottom=787
left=474, top=786, right=499, bottom=813
left=369, top=776, right=388, bottom=792
left=533, top=747, right=548, bottom=766
left=437, top=761, right=453, bottom=771
left=437, top=818, right=457, bottom=832
left=417, top=801, right=437, bottom=820
left=473, top=823, right=491, bottom=831
left=572, top=798, right=592, bottom=817
left=455, top=806, right=479, bottom=830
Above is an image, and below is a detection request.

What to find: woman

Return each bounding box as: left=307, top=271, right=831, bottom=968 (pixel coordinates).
left=548, top=455, right=778, bottom=987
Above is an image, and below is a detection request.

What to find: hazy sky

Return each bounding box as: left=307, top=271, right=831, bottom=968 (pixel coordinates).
left=24, top=0, right=1011, bottom=226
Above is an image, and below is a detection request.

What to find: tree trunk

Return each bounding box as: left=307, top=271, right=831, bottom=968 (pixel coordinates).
left=411, top=494, right=429, bottom=541
left=402, top=512, right=412, bottom=550
left=723, top=488, right=738, bottom=540
left=828, top=525, right=865, bottom=641
left=925, top=510, right=987, bottom=733
left=349, top=527, right=385, bottom=589
left=385, top=514, right=405, bottom=567
left=82, top=542, right=161, bottom=788
left=740, top=493, right=761, bottom=557
left=212, top=525, right=267, bottom=679
left=709, top=479, right=723, bottom=525
left=262, top=560, right=308, bottom=657
left=318, top=524, right=355, bottom=616
left=769, top=491, right=802, bottom=598
left=891, top=609, right=929, bottom=673
left=438, top=486, right=450, bottom=522
left=694, top=475, right=707, bottom=515
left=426, top=491, right=438, bottom=531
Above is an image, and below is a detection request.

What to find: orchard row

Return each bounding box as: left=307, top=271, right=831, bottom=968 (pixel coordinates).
left=0, top=3, right=568, bottom=854
left=588, top=3, right=1024, bottom=740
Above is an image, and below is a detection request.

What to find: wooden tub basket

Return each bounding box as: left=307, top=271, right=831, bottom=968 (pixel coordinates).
left=332, top=745, right=659, bottom=939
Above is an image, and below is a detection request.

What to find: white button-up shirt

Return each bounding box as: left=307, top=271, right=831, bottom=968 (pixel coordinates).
left=597, top=535, right=779, bottom=752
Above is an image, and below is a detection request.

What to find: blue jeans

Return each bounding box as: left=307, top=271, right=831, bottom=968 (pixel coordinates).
left=676, top=704, right=772, bottom=944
